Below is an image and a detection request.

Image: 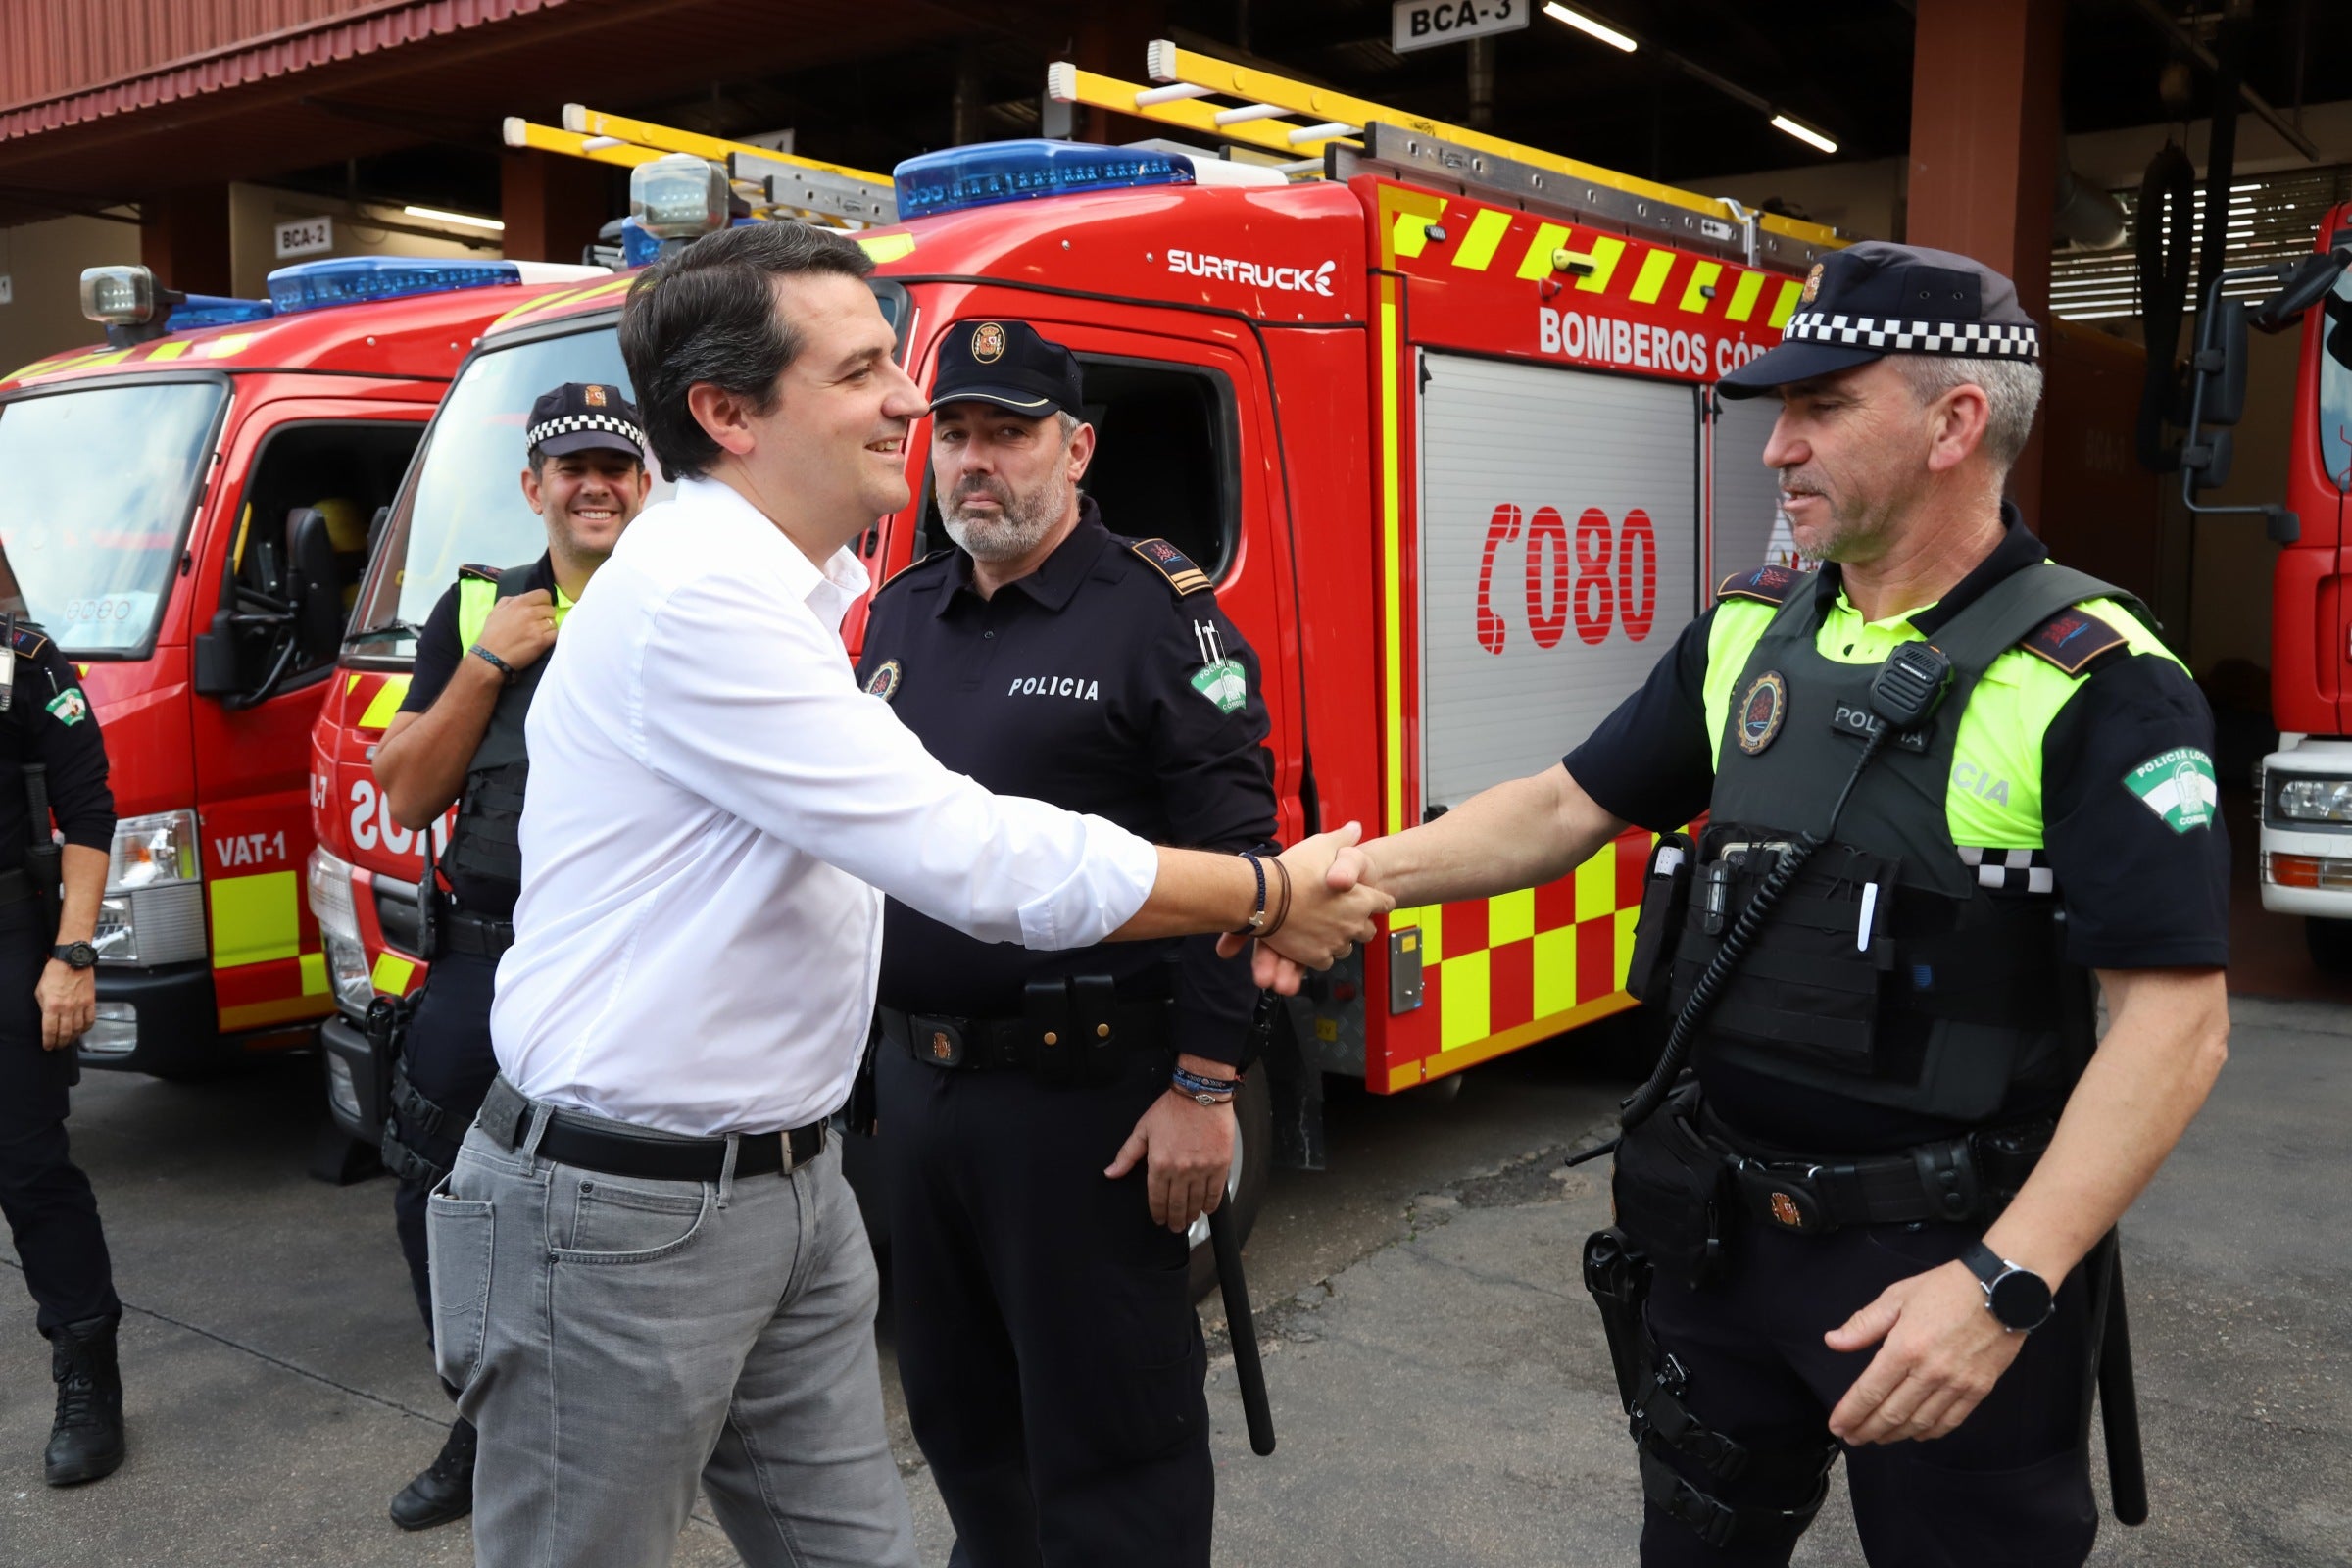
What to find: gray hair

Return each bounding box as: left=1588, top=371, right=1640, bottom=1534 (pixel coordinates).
left=1054, top=410, right=1081, bottom=442
left=1890, top=354, right=2044, bottom=474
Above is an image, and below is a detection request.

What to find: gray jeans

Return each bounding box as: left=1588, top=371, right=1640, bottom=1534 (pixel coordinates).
left=428, top=1103, right=918, bottom=1568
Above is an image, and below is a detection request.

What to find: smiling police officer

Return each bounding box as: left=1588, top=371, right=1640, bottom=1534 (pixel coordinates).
left=856, top=319, right=1275, bottom=1568
left=367, top=382, right=650, bottom=1531
left=1314, top=242, right=2232, bottom=1566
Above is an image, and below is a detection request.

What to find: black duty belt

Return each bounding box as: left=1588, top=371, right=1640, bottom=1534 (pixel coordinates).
left=477, top=1075, right=823, bottom=1182
left=876, top=995, right=1172, bottom=1072
left=442, top=906, right=514, bottom=960
left=1699, top=1107, right=2054, bottom=1234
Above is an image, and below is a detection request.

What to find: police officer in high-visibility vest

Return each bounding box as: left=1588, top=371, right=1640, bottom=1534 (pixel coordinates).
left=0, top=613, right=124, bottom=1487
left=368, top=382, right=651, bottom=1530
left=856, top=319, right=1276, bottom=1567
left=1288, top=243, right=2231, bottom=1565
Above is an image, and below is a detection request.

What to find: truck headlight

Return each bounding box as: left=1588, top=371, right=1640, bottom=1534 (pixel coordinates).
left=2274, top=777, right=2352, bottom=823
left=94, top=810, right=205, bottom=966
left=307, top=846, right=377, bottom=1016
left=630, top=153, right=729, bottom=241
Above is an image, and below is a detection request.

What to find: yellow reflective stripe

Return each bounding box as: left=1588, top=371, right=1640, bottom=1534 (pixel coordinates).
left=1451, top=208, right=1512, bottom=271
left=1395, top=902, right=1440, bottom=962
left=346, top=673, right=361, bottom=694
left=1489, top=887, right=1534, bottom=947
left=1515, top=222, right=1572, bottom=280
left=1570, top=236, right=1627, bottom=293
left=1392, top=207, right=1442, bottom=261
left=1533, top=925, right=1577, bottom=1016
left=1440, top=949, right=1489, bottom=1049
left=1379, top=291, right=1405, bottom=835
left=359, top=675, right=412, bottom=730
left=145, top=340, right=191, bottom=361
left=1629, top=250, right=1677, bottom=305
left=1767, top=278, right=1804, bottom=328
left=1678, top=261, right=1723, bottom=314
left=1574, top=854, right=1616, bottom=922
left=1724, top=270, right=1767, bottom=322
left=209, top=871, right=300, bottom=968
left=199, top=334, right=255, bottom=361
left=300, top=951, right=328, bottom=996
left=458, top=576, right=499, bottom=650
left=1615, top=906, right=1640, bottom=987
left=372, top=954, right=416, bottom=993
left=858, top=233, right=916, bottom=265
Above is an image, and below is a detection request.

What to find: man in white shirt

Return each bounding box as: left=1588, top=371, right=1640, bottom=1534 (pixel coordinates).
left=430, top=220, right=1386, bottom=1568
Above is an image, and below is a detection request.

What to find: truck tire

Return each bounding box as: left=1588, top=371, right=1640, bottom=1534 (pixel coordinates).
left=2306, top=916, right=2352, bottom=975
left=1186, top=1066, right=1273, bottom=1303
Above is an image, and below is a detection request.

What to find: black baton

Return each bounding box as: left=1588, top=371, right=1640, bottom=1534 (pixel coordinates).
left=2098, top=1246, right=2148, bottom=1525
left=1207, top=1200, right=1276, bottom=1456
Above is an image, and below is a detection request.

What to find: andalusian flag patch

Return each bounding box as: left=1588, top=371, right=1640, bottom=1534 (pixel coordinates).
left=2124, top=748, right=2217, bottom=833
left=1191, top=658, right=1248, bottom=715
left=45, top=687, right=87, bottom=726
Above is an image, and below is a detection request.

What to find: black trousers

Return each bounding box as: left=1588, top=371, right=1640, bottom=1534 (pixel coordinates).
left=1640, top=1217, right=2099, bottom=1567
left=389, top=949, right=500, bottom=1342
left=0, top=902, right=119, bottom=1336
left=878, top=1042, right=1211, bottom=1568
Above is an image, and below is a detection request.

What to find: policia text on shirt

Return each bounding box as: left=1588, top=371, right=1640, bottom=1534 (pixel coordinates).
left=1288, top=242, right=2231, bottom=1567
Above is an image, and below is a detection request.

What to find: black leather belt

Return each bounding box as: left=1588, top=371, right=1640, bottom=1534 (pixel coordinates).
left=1699, top=1107, right=2053, bottom=1234
left=442, top=906, right=514, bottom=960
left=876, top=994, right=1172, bottom=1072
left=476, top=1075, right=823, bottom=1182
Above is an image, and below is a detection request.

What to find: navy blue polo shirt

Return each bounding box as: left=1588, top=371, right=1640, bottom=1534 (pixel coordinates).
left=856, top=499, right=1276, bottom=1067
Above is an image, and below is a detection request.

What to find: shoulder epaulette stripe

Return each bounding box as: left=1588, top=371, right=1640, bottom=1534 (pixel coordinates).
left=459, top=564, right=500, bottom=582
left=2019, top=605, right=2130, bottom=676
left=1714, top=564, right=1803, bottom=607
left=1129, top=538, right=1213, bottom=597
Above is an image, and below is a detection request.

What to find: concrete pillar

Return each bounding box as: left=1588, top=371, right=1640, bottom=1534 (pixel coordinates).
left=1906, top=0, right=2063, bottom=525
left=501, top=149, right=612, bottom=266
left=139, top=186, right=233, bottom=296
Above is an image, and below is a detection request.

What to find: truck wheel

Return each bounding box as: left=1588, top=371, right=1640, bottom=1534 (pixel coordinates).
left=2306, top=916, right=2352, bottom=975
left=1186, top=1066, right=1273, bottom=1303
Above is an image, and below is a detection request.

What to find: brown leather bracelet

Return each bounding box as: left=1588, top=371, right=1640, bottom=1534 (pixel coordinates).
left=1260, top=856, right=1294, bottom=939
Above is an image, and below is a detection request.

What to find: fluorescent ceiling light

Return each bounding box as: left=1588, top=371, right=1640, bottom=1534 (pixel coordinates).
left=1544, top=3, right=1638, bottom=52
left=1770, top=115, right=1838, bottom=155
left=402, top=205, right=506, bottom=232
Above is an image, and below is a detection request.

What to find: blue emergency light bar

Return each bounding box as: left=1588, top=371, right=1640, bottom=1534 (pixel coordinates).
left=893, top=140, right=1194, bottom=221
left=172, top=294, right=277, bottom=330
left=266, top=256, right=523, bottom=315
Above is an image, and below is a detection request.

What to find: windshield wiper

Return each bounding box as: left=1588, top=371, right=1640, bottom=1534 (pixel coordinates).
left=344, top=620, right=421, bottom=647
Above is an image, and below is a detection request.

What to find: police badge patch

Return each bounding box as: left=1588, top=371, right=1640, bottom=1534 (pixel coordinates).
left=44, top=687, right=88, bottom=726
left=864, top=660, right=903, bottom=702
left=1737, top=671, right=1788, bottom=756
left=971, top=322, right=1006, bottom=363
left=583, top=384, right=608, bottom=407
left=1801, top=263, right=1826, bottom=304
left=1190, top=658, right=1248, bottom=715
left=2123, top=748, right=2216, bottom=833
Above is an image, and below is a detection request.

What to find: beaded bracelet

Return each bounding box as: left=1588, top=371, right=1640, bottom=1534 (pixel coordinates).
left=1232, top=852, right=1270, bottom=936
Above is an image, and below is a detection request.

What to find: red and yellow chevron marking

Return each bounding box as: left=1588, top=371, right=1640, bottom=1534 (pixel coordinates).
left=344, top=669, right=413, bottom=731
left=5, top=330, right=263, bottom=386
left=487, top=273, right=637, bottom=336
left=1383, top=831, right=1652, bottom=1089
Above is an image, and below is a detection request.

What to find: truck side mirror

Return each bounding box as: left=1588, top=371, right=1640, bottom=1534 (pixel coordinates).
left=2192, top=299, right=2249, bottom=428
left=285, top=508, right=345, bottom=663
left=2254, top=247, right=2352, bottom=332
left=2183, top=427, right=2235, bottom=491
left=192, top=610, right=241, bottom=696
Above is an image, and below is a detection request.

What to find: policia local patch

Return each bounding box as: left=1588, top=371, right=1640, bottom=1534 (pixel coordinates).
left=2124, top=748, right=2217, bottom=833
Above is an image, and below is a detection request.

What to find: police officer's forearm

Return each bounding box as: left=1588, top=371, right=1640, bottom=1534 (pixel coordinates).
left=374, top=661, right=504, bottom=829
left=1983, top=967, right=2229, bottom=1283
left=1359, top=763, right=1626, bottom=908
left=54, top=844, right=104, bottom=946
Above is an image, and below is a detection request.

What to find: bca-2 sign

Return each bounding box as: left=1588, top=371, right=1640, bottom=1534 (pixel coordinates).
left=1394, top=0, right=1529, bottom=53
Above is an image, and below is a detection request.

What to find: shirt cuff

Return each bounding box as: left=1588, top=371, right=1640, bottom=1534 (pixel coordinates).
left=1014, top=815, right=1157, bottom=950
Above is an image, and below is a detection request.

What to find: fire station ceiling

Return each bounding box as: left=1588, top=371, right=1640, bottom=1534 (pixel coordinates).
left=1, top=0, right=2346, bottom=231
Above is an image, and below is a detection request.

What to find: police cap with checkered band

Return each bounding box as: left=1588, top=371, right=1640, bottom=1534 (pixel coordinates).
left=525, top=382, right=647, bottom=462
left=929, top=319, right=1085, bottom=419
left=1717, top=240, right=2040, bottom=400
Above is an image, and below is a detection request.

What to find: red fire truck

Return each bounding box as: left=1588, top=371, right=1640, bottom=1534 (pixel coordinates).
left=310, top=57, right=1838, bottom=1241
left=0, top=256, right=598, bottom=1081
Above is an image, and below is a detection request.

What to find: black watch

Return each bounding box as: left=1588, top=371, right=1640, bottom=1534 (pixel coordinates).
left=1961, top=1240, right=2055, bottom=1332
left=51, top=941, right=96, bottom=971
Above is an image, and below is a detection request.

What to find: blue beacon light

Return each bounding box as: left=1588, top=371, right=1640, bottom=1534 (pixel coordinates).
left=265, top=256, right=524, bottom=315
left=892, top=140, right=1195, bottom=220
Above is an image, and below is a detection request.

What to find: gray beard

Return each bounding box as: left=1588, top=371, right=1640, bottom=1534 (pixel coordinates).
left=941, top=482, right=1066, bottom=563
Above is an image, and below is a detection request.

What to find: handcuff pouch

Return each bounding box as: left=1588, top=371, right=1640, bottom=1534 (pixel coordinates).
left=1611, top=1085, right=1732, bottom=1288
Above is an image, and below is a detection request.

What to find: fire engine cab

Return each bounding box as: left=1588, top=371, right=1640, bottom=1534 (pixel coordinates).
left=310, top=50, right=1838, bottom=1241
left=0, top=255, right=597, bottom=1080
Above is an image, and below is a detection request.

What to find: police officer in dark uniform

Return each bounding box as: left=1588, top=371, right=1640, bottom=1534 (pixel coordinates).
left=1327, top=243, right=2231, bottom=1565
left=368, top=383, right=650, bottom=1530
left=0, top=610, right=124, bottom=1486
left=856, top=320, right=1276, bottom=1568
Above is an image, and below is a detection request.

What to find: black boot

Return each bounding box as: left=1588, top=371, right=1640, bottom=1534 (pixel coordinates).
left=389, top=1417, right=475, bottom=1531
left=44, top=1315, right=125, bottom=1486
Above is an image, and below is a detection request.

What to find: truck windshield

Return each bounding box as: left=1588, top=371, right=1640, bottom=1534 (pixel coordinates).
left=348, top=323, right=665, bottom=657
left=0, top=379, right=223, bottom=655
left=2322, top=270, right=2352, bottom=493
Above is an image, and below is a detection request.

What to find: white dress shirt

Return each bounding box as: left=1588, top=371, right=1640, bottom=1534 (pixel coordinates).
left=489, top=476, right=1160, bottom=1136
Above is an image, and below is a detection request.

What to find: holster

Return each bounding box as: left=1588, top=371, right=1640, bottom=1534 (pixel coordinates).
left=1582, top=1227, right=1654, bottom=1413
left=1621, top=832, right=1693, bottom=1009
left=1610, top=1081, right=1732, bottom=1288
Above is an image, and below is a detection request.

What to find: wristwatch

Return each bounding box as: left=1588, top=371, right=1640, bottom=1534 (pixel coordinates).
left=1960, top=1240, right=2055, bottom=1332
left=51, top=941, right=96, bottom=970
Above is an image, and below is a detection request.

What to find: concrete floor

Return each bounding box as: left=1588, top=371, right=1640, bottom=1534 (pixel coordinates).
left=4, top=993, right=2348, bottom=1566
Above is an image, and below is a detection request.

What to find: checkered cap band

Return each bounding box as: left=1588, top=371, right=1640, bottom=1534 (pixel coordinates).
left=526, top=413, right=647, bottom=450
left=1783, top=312, right=2040, bottom=362
left=1958, top=846, right=2054, bottom=895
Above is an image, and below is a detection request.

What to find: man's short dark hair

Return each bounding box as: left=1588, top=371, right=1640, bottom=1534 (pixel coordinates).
left=618, top=221, right=875, bottom=482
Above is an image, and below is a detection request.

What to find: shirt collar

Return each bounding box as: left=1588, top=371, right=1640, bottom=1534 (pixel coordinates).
left=675, top=474, right=871, bottom=613
left=1812, top=501, right=2045, bottom=635
left=522, top=552, right=575, bottom=611
left=933, top=496, right=1109, bottom=618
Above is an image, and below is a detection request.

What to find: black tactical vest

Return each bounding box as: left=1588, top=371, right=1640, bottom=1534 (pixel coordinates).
left=443, top=561, right=547, bottom=916
left=1667, top=562, right=2137, bottom=1125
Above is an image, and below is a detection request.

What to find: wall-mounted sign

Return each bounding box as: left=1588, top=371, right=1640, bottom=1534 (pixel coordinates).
left=1393, top=0, right=1529, bottom=53
left=274, top=218, right=334, bottom=260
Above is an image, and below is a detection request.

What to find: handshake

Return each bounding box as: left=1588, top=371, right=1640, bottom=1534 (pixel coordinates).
left=1209, top=823, right=1389, bottom=995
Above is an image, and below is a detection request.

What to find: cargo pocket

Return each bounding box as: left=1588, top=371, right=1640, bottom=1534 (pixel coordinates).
left=1078, top=1257, right=1205, bottom=1465
left=1610, top=1103, right=1732, bottom=1288
left=426, top=1193, right=494, bottom=1389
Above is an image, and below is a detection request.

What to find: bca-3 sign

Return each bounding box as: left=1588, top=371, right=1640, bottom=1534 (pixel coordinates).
left=1393, top=0, right=1529, bottom=53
